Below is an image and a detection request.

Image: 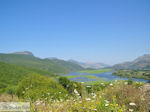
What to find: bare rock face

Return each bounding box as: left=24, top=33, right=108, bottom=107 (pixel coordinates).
left=11, top=51, right=34, bottom=56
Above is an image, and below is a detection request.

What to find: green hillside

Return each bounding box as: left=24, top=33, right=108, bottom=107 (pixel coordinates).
left=0, top=62, right=54, bottom=93
left=47, top=58, right=84, bottom=72
left=0, top=53, right=84, bottom=74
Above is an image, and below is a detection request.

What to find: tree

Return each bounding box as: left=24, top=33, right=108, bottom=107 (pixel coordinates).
left=58, top=77, right=70, bottom=88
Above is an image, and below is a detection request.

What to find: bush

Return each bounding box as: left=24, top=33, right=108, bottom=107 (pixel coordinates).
left=16, top=74, right=68, bottom=102
left=6, top=86, right=16, bottom=98
left=58, top=77, right=70, bottom=88
left=127, top=77, right=133, bottom=85
left=58, top=77, right=85, bottom=96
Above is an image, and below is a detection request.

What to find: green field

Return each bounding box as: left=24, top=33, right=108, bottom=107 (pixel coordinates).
left=59, top=75, right=100, bottom=79
left=80, top=69, right=112, bottom=74
left=84, top=79, right=105, bottom=85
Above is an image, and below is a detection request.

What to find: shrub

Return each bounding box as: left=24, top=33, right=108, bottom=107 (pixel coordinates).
left=58, top=77, right=85, bottom=96
left=127, top=77, right=133, bottom=85
left=16, top=74, right=68, bottom=102
left=58, top=77, right=70, bottom=88
left=6, top=86, right=16, bottom=99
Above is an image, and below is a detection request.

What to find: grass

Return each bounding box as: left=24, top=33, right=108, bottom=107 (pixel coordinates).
left=33, top=81, right=148, bottom=112
left=84, top=79, right=108, bottom=85
left=80, top=69, right=112, bottom=74
left=61, top=75, right=100, bottom=79
left=0, top=81, right=148, bottom=112
left=84, top=79, right=128, bottom=85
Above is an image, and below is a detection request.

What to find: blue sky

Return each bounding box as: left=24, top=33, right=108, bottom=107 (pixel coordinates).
left=0, top=0, right=150, bottom=65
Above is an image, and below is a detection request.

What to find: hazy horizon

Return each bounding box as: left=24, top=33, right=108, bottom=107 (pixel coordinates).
left=0, top=0, right=150, bottom=65
left=0, top=50, right=149, bottom=66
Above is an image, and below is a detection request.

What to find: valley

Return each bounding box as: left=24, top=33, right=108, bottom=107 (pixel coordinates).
left=0, top=52, right=150, bottom=112
left=1, top=0, right=150, bottom=111
left=61, top=70, right=148, bottom=84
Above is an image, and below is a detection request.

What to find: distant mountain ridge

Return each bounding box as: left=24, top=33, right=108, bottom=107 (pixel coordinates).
left=68, top=59, right=109, bottom=69
left=112, top=54, right=150, bottom=70
left=0, top=51, right=84, bottom=74
left=11, top=51, right=34, bottom=56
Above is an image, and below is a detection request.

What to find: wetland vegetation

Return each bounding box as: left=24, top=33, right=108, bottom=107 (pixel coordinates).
left=113, top=70, right=150, bottom=80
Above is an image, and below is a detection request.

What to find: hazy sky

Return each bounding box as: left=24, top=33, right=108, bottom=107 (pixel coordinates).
left=0, top=0, right=150, bottom=65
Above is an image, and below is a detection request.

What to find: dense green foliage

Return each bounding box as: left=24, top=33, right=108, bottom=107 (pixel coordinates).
left=58, top=77, right=85, bottom=96
left=16, top=74, right=68, bottom=102
left=113, top=70, right=150, bottom=80
left=60, top=75, right=100, bottom=79
left=0, top=62, right=54, bottom=93
left=0, top=53, right=84, bottom=74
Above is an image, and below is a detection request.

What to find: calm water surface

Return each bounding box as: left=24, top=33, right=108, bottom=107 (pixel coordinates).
left=62, top=72, right=148, bottom=82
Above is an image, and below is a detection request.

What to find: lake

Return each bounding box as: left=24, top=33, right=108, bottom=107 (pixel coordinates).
left=62, top=72, right=149, bottom=82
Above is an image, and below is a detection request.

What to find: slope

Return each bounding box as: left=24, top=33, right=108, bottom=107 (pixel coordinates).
left=0, top=52, right=84, bottom=74
left=0, top=62, right=55, bottom=93
left=113, top=54, right=150, bottom=70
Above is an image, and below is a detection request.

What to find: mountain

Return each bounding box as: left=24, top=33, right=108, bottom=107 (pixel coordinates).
left=11, top=51, right=34, bottom=56
left=68, top=60, right=109, bottom=69
left=0, top=51, right=84, bottom=74
left=46, top=58, right=84, bottom=72
left=113, top=54, right=150, bottom=70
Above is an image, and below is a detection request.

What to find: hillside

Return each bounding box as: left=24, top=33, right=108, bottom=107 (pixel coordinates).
left=46, top=58, right=84, bottom=72
left=0, top=52, right=84, bottom=74
left=0, top=62, right=55, bottom=93
left=113, top=54, right=150, bottom=70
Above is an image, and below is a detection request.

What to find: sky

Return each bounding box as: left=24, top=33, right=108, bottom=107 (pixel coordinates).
left=0, top=0, right=150, bottom=65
